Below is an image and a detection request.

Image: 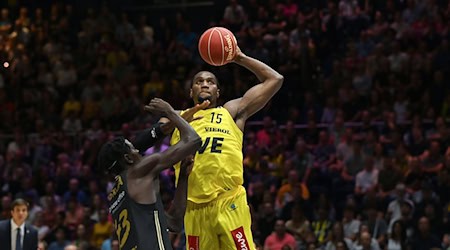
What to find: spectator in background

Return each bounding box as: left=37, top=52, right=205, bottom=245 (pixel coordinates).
left=291, top=140, right=314, bottom=184
left=311, top=206, right=333, bottom=245
left=285, top=204, right=310, bottom=249
left=90, top=209, right=112, bottom=249
left=48, top=227, right=69, bottom=250
left=323, top=222, right=353, bottom=250
left=342, top=205, right=360, bottom=241
left=264, top=219, right=296, bottom=250
left=223, top=0, right=246, bottom=32
left=386, top=220, right=407, bottom=250
left=409, top=217, right=441, bottom=250
left=354, top=156, right=379, bottom=198
left=362, top=203, right=387, bottom=248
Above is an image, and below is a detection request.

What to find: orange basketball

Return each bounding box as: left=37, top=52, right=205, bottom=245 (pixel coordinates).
left=198, top=27, right=238, bottom=66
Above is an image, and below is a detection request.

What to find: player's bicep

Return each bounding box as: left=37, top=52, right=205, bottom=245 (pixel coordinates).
left=152, top=139, right=199, bottom=174
left=227, top=79, right=282, bottom=120
left=130, top=154, right=162, bottom=178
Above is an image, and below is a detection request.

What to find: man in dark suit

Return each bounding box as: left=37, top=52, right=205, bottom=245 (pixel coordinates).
left=0, top=198, right=38, bottom=250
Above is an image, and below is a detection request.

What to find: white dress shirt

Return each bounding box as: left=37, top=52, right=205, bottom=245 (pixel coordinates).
left=11, top=219, right=25, bottom=250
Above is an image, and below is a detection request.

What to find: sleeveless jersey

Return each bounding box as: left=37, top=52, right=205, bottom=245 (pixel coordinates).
left=108, top=173, right=172, bottom=250
left=170, top=107, right=244, bottom=203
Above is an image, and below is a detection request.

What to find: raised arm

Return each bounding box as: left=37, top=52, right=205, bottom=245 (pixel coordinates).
left=129, top=99, right=201, bottom=178
left=224, top=48, right=284, bottom=128
left=166, top=155, right=193, bottom=232
left=155, top=100, right=210, bottom=135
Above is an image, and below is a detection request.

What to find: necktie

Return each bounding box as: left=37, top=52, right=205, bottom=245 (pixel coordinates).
left=16, top=228, right=22, bottom=250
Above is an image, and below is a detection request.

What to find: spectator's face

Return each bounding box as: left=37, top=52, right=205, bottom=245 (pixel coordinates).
left=336, top=241, right=346, bottom=250
left=274, top=220, right=285, bottom=235
left=332, top=223, right=343, bottom=237
left=393, top=222, right=402, bottom=236
left=360, top=232, right=371, bottom=247
left=56, top=229, right=65, bottom=241
left=263, top=203, right=274, bottom=215
left=99, top=209, right=108, bottom=222
left=77, top=224, right=85, bottom=237
left=288, top=170, right=298, bottom=184
left=400, top=204, right=411, bottom=217
left=1, top=196, right=11, bottom=209
left=418, top=217, right=430, bottom=233
left=38, top=242, right=46, bottom=250
left=11, top=205, right=28, bottom=226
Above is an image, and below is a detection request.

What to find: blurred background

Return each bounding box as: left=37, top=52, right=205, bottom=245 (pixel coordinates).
left=0, top=0, right=449, bottom=249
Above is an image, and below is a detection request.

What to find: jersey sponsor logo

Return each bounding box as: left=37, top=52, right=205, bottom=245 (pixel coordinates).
left=231, top=227, right=250, bottom=250
left=187, top=235, right=199, bottom=250
left=205, top=127, right=231, bottom=135
left=198, top=137, right=224, bottom=154
left=109, top=190, right=125, bottom=214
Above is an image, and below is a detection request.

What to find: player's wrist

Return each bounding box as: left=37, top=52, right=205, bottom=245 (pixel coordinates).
left=150, top=122, right=164, bottom=139
left=233, top=51, right=246, bottom=62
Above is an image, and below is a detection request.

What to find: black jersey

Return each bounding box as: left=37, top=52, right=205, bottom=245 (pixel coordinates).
left=108, top=173, right=173, bottom=250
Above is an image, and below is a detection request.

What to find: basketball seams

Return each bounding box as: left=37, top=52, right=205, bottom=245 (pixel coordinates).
left=207, top=29, right=215, bottom=66
left=217, top=28, right=225, bottom=66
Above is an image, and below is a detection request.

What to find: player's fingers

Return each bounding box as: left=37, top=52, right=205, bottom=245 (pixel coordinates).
left=191, top=115, right=203, bottom=121
left=200, top=100, right=210, bottom=108
left=144, top=104, right=157, bottom=111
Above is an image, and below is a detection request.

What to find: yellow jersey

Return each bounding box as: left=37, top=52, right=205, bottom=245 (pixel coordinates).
left=170, top=107, right=244, bottom=203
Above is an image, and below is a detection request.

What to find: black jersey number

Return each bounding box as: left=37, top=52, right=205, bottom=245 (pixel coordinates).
left=115, top=209, right=131, bottom=248
left=210, top=112, right=222, bottom=124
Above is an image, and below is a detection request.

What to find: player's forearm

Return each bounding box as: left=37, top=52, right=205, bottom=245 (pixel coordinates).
left=233, top=52, right=283, bottom=83
left=133, top=123, right=165, bottom=153
left=166, top=112, right=198, bottom=142
left=160, top=120, right=176, bottom=135
left=167, top=173, right=188, bottom=231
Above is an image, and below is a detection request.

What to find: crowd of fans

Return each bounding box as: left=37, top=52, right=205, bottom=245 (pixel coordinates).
left=0, top=0, right=450, bottom=249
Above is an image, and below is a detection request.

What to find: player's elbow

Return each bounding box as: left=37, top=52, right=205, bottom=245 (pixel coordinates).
left=187, top=134, right=202, bottom=150
left=274, top=73, right=284, bottom=83
left=193, top=135, right=202, bottom=148
left=272, top=74, right=284, bottom=89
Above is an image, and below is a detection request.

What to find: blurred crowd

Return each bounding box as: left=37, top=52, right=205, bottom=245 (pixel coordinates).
left=0, top=0, right=450, bottom=249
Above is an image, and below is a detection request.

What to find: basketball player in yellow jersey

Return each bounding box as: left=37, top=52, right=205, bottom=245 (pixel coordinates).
left=159, top=47, right=283, bottom=250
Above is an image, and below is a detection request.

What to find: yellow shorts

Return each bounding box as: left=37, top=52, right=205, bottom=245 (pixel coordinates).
left=184, top=186, right=256, bottom=250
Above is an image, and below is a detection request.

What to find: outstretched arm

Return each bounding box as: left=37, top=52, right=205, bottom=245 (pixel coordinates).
left=129, top=99, right=201, bottom=178
left=224, top=49, right=284, bottom=128
left=166, top=155, right=193, bottom=232
left=156, top=101, right=210, bottom=135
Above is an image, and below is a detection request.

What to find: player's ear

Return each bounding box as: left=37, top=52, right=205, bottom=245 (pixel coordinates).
left=217, top=89, right=220, bottom=98
left=189, top=88, right=193, bottom=98
left=124, top=154, right=133, bottom=164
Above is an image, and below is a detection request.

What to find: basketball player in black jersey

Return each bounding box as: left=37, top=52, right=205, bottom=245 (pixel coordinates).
left=98, top=98, right=204, bottom=250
